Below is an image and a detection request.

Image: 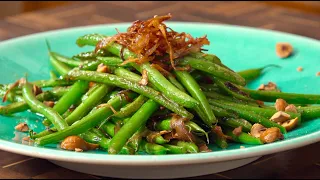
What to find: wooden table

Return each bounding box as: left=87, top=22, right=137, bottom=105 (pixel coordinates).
left=0, top=1, right=319, bottom=179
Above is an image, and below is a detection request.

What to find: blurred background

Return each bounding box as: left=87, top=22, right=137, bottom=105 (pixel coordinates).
left=0, top=1, right=319, bottom=40
left=0, top=1, right=319, bottom=18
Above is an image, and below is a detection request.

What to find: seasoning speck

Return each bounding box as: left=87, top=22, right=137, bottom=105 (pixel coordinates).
left=240, top=146, right=245, bottom=149
left=316, top=72, right=320, bottom=76
left=297, top=67, right=303, bottom=72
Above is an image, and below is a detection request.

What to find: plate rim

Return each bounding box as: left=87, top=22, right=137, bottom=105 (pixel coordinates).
left=0, top=22, right=319, bottom=166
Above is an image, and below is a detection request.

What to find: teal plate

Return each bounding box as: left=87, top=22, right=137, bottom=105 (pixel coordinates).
left=0, top=22, right=319, bottom=178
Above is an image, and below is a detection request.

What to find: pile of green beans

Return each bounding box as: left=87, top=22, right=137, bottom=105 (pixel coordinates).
left=1, top=28, right=319, bottom=156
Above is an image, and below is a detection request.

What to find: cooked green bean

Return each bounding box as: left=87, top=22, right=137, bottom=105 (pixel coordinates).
left=239, top=87, right=320, bottom=104
left=50, top=71, right=58, bottom=80
left=298, top=106, right=320, bottom=120
left=210, top=105, right=239, bottom=119
left=33, top=78, right=75, bottom=88
left=212, top=99, right=301, bottom=124
left=108, top=99, right=159, bottom=154
left=43, top=80, right=90, bottom=126
left=179, top=56, right=246, bottom=86
left=145, top=130, right=169, bottom=145
left=67, top=70, right=193, bottom=119
left=237, top=64, right=281, bottom=82
left=113, top=95, right=148, bottom=119
left=135, top=62, right=199, bottom=108
left=51, top=52, right=82, bottom=67
left=214, top=78, right=257, bottom=103
left=210, top=133, right=228, bottom=149
left=167, top=75, right=186, bottom=93
left=101, top=121, right=116, bottom=138
left=163, top=144, right=187, bottom=154
left=176, top=141, right=199, bottom=153
left=22, top=80, right=68, bottom=131
left=49, top=53, right=72, bottom=76
left=35, top=91, right=137, bottom=145
left=127, top=126, right=146, bottom=152
left=218, top=118, right=252, bottom=132
left=174, top=70, right=216, bottom=126
left=97, top=56, right=130, bottom=67
left=80, top=129, right=134, bottom=154
left=140, top=140, right=167, bottom=155
left=225, top=129, right=263, bottom=145
left=76, top=34, right=199, bottom=109
left=0, top=87, right=69, bottom=116
left=209, top=100, right=287, bottom=133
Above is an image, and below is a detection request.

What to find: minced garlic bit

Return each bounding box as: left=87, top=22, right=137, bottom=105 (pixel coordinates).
left=297, top=66, right=303, bottom=72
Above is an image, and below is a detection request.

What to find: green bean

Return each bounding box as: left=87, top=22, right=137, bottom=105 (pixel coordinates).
left=238, top=64, right=281, bottom=82
left=167, top=75, right=186, bottom=93
left=154, top=119, right=208, bottom=139
left=127, top=126, right=146, bottom=152
left=179, top=56, right=246, bottom=86
left=188, top=53, right=233, bottom=72
left=108, top=99, right=159, bottom=154
left=219, top=118, right=252, bottom=132
left=90, top=128, right=106, bottom=138
left=185, top=121, right=209, bottom=140
left=204, top=90, right=258, bottom=107
left=135, top=62, right=198, bottom=108
left=65, top=84, right=112, bottom=126
left=49, top=53, right=72, bottom=76
left=176, top=141, right=199, bottom=153
left=76, top=33, right=106, bottom=47
left=46, top=40, right=72, bottom=76
left=163, top=144, right=187, bottom=154
left=210, top=105, right=238, bottom=118
left=37, top=84, right=113, bottom=137
left=72, top=51, right=97, bottom=60
left=174, top=70, right=216, bottom=126
left=239, top=87, right=320, bottom=104
left=97, top=56, right=130, bottom=67
left=32, top=78, right=75, bottom=88
left=77, top=34, right=198, bottom=108
left=189, top=52, right=222, bottom=64
left=200, top=84, right=220, bottom=92
left=51, top=52, right=82, bottom=67
left=43, top=80, right=90, bottom=126
left=146, top=131, right=169, bottom=145
left=225, top=129, right=263, bottom=145
left=209, top=100, right=287, bottom=133
left=101, top=121, right=116, bottom=138
left=298, top=106, right=320, bottom=120
left=212, top=99, right=302, bottom=124
left=80, top=130, right=134, bottom=154
left=154, top=119, right=171, bottom=131
left=50, top=71, right=58, bottom=80
left=210, top=133, right=228, bottom=149
left=67, top=70, right=193, bottom=119
left=0, top=87, right=69, bottom=116
left=113, top=95, right=148, bottom=119
left=35, top=91, right=137, bottom=145
left=140, top=140, right=167, bottom=155
left=214, top=78, right=257, bottom=103
left=114, top=67, right=142, bottom=82
left=22, top=81, right=68, bottom=131
left=78, top=61, right=101, bottom=71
